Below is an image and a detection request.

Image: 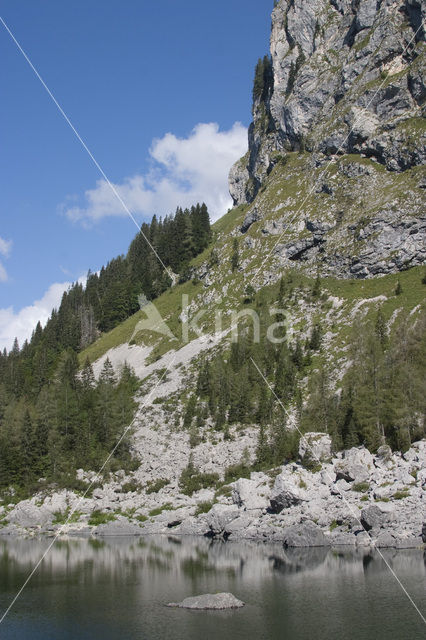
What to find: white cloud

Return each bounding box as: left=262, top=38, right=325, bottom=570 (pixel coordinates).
left=0, top=279, right=85, bottom=352
left=0, top=263, right=8, bottom=283
left=0, top=236, right=12, bottom=283
left=0, top=237, right=12, bottom=257
left=64, top=122, right=247, bottom=224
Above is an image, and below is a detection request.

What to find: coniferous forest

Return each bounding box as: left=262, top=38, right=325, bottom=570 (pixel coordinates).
left=0, top=203, right=211, bottom=494
left=0, top=198, right=425, bottom=498
left=189, top=277, right=426, bottom=468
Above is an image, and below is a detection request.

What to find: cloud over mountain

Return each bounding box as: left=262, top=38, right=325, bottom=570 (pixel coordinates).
left=64, top=122, right=247, bottom=225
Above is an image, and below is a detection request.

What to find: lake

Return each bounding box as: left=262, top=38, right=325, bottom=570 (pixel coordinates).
left=0, top=536, right=425, bottom=639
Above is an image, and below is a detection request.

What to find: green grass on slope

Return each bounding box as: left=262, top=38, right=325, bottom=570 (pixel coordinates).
left=79, top=142, right=425, bottom=368
left=79, top=278, right=203, bottom=365
left=79, top=204, right=252, bottom=366
left=80, top=260, right=425, bottom=368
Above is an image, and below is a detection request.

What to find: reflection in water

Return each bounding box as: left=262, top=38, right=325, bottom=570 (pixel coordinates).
left=0, top=536, right=425, bottom=640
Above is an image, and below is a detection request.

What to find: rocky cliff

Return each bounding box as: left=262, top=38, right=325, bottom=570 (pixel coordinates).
left=229, top=0, right=425, bottom=278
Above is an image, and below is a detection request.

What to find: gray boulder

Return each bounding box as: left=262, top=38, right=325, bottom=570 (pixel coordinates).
left=403, top=440, right=426, bottom=465
left=173, top=517, right=209, bottom=537
left=282, top=521, right=329, bottom=548
left=328, top=531, right=357, bottom=546
left=299, top=432, right=332, bottom=463
left=374, top=531, right=397, bottom=548
left=360, top=505, right=388, bottom=532
left=355, top=0, right=377, bottom=31
left=335, top=446, right=374, bottom=483
left=395, top=536, right=424, bottom=549
left=232, top=478, right=269, bottom=511
left=225, top=515, right=256, bottom=538
left=168, top=593, right=245, bottom=610
left=331, top=478, right=352, bottom=494
left=0, top=523, right=19, bottom=536
left=93, top=517, right=144, bottom=537
left=355, top=531, right=373, bottom=546
left=376, top=444, right=393, bottom=463
left=270, top=474, right=307, bottom=513
left=205, top=504, right=240, bottom=538
left=7, top=501, right=52, bottom=528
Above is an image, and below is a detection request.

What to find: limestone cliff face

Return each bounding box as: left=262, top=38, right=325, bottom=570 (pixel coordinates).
left=229, top=0, right=425, bottom=206
left=228, top=0, right=425, bottom=278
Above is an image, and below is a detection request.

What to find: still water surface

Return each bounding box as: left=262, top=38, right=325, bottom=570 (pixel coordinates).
left=0, top=535, right=425, bottom=639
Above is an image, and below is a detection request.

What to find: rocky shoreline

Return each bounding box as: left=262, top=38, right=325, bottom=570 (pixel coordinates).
left=1, top=436, right=424, bottom=549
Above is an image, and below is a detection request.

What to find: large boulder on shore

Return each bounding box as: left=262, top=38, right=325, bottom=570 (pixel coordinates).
left=205, top=504, right=240, bottom=538
left=270, top=473, right=307, bottom=513
left=7, top=500, right=52, bottom=528
left=282, top=521, right=329, bottom=548
left=360, top=505, right=389, bottom=532
left=168, top=593, right=245, bottom=610
left=93, top=517, right=144, bottom=537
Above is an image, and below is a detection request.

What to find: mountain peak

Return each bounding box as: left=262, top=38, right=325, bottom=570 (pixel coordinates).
left=230, top=0, right=425, bottom=207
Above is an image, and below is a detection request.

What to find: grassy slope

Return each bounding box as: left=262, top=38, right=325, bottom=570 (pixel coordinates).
left=80, top=151, right=425, bottom=369
left=80, top=204, right=250, bottom=365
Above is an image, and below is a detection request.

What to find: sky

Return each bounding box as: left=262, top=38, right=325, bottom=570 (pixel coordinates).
left=0, top=1, right=272, bottom=351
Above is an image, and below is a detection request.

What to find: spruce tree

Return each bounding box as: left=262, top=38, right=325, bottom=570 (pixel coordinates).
left=231, top=238, right=240, bottom=272
left=375, top=307, right=388, bottom=350
left=309, top=324, right=322, bottom=351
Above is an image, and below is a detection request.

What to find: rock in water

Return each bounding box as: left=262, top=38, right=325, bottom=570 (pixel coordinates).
left=282, top=521, right=329, bottom=548
left=167, top=593, right=245, bottom=610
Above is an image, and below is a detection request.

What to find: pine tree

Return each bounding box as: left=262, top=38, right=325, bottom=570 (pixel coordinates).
left=81, top=357, right=95, bottom=390
left=278, top=276, right=286, bottom=303
left=244, top=284, right=255, bottom=304
left=256, top=422, right=270, bottom=467
left=231, top=238, right=240, bottom=272
left=375, top=307, right=388, bottom=350
left=183, top=395, right=197, bottom=430
left=309, top=323, right=322, bottom=351
left=256, top=385, right=271, bottom=424
left=312, top=274, right=321, bottom=299
left=339, top=387, right=360, bottom=449
left=20, top=409, right=37, bottom=485
left=253, top=55, right=273, bottom=105
left=292, top=339, right=304, bottom=370
left=301, top=367, right=338, bottom=440
left=196, top=361, right=210, bottom=397
left=253, top=57, right=265, bottom=102
left=99, top=358, right=116, bottom=386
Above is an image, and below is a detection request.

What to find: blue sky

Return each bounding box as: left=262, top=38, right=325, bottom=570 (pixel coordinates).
left=0, top=1, right=272, bottom=349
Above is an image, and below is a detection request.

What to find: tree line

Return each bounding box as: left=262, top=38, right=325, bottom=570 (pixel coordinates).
left=183, top=276, right=425, bottom=467
left=0, top=203, right=211, bottom=400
